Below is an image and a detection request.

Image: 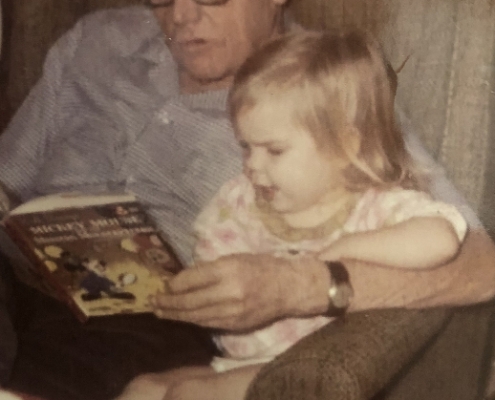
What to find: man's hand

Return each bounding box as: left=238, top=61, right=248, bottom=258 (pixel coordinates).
left=151, top=229, right=495, bottom=331
left=151, top=253, right=330, bottom=331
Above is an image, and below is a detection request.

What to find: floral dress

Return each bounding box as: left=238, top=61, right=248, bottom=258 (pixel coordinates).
left=193, top=174, right=467, bottom=371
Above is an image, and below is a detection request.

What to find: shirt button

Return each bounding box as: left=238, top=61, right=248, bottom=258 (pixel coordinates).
left=158, top=110, right=171, bottom=125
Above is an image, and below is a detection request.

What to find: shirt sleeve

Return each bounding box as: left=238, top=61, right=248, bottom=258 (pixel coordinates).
left=0, top=20, right=83, bottom=201
left=193, top=175, right=255, bottom=262
left=397, top=107, right=482, bottom=228
left=381, top=189, right=468, bottom=242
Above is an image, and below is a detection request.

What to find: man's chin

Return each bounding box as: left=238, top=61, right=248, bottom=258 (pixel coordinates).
left=179, top=62, right=234, bottom=91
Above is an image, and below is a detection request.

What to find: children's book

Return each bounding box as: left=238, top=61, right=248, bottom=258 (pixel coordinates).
left=1, top=192, right=183, bottom=322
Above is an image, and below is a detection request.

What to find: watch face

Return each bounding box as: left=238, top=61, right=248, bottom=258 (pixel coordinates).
left=325, top=261, right=353, bottom=312
left=332, top=284, right=354, bottom=309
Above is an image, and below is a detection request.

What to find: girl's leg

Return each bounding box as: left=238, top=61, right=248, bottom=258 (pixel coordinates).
left=114, top=366, right=215, bottom=400
left=164, top=364, right=263, bottom=400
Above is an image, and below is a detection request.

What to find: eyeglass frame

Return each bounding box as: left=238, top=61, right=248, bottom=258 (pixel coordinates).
left=146, top=0, right=229, bottom=8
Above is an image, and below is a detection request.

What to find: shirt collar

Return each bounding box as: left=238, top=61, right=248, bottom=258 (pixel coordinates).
left=178, top=89, right=229, bottom=112
left=127, top=7, right=168, bottom=64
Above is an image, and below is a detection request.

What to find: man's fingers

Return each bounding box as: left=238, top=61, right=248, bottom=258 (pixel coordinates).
left=154, top=300, right=246, bottom=329
left=153, top=276, right=242, bottom=311
left=153, top=288, right=218, bottom=312
left=166, top=263, right=221, bottom=294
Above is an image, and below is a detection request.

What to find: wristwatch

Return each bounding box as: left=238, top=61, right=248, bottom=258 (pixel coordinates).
left=325, top=261, right=354, bottom=316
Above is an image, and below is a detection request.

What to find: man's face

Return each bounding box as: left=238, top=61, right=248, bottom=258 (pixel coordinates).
left=153, top=0, right=286, bottom=92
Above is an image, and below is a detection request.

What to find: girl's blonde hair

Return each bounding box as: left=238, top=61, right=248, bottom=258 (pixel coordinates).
left=229, top=30, right=419, bottom=191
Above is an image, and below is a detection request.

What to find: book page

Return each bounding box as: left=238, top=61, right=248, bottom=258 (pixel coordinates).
left=9, top=192, right=137, bottom=216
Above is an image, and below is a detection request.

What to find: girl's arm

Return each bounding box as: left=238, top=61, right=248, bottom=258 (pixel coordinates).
left=319, top=216, right=462, bottom=269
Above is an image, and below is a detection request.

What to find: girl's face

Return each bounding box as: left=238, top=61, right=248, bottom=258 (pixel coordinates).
left=235, top=99, right=350, bottom=228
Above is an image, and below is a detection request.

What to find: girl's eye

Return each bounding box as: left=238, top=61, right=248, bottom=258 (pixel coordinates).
left=268, top=148, right=284, bottom=156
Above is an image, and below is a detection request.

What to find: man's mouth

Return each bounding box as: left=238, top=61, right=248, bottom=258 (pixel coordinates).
left=177, top=38, right=209, bottom=51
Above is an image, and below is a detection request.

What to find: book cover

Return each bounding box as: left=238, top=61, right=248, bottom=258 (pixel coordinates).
left=2, top=193, right=182, bottom=322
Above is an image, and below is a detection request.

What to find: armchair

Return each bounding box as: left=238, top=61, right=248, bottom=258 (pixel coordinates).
left=0, top=0, right=494, bottom=399
left=248, top=1, right=495, bottom=399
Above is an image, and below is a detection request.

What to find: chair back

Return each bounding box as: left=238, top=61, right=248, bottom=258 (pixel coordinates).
left=289, top=0, right=495, bottom=235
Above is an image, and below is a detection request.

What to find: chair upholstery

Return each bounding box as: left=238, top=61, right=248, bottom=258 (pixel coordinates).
left=290, top=0, right=495, bottom=238
left=0, top=0, right=494, bottom=399
left=247, top=302, right=495, bottom=400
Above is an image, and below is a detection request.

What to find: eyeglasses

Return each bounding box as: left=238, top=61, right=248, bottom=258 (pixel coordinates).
left=146, top=0, right=229, bottom=7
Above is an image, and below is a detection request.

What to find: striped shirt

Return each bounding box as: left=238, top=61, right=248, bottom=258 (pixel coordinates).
left=0, top=6, right=480, bottom=264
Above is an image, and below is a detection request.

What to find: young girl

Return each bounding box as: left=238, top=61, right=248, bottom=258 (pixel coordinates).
left=117, top=30, right=466, bottom=400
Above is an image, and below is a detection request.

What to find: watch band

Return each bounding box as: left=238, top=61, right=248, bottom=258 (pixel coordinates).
left=325, top=261, right=354, bottom=316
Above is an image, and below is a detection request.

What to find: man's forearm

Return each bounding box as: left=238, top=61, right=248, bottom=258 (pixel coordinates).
left=344, top=229, right=495, bottom=311
left=153, top=230, right=495, bottom=330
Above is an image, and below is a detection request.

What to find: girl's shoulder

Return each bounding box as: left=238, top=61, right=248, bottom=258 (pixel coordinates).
left=352, top=186, right=426, bottom=208
left=365, top=187, right=433, bottom=208
left=211, top=174, right=255, bottom=211
left=345, top=187, right=434, bottom=231
left=348, top=186, right=466, bottom=239
left=194, top=175, right=255, bottom=227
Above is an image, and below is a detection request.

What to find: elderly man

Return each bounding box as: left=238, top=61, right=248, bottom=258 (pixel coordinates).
left=1, top=0, right=495, bottom=398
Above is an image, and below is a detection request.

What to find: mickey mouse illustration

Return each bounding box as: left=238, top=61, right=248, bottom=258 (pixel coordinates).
left=79, top=258, right=136, bottom=302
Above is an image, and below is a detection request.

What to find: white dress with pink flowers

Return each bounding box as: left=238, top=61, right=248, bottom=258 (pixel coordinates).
left=193, top=174, right=467, bottom=372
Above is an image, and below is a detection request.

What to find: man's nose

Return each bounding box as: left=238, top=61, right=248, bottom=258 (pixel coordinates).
left=173, top=0, right=201, bottom=26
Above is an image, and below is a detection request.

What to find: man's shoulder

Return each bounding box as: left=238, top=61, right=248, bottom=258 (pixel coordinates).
left=78, top=6, right=155, bottom=34
left=72, top=6, right=161, bottom=56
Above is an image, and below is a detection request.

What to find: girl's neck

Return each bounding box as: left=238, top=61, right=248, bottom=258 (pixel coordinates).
left=256, top=190, right=360, bottom=243
left=282, top=190, right=356, bottom=229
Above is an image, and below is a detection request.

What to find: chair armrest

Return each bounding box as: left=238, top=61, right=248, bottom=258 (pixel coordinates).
left=245, top=307, right=451, bottom=400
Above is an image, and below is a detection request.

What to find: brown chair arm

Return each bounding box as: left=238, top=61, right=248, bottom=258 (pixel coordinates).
left=245, top=307, right=451, bottom=400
